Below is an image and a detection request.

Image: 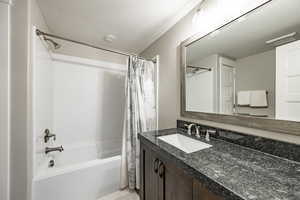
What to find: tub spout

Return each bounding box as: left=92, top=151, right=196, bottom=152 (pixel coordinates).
left=45, top=146, right=64, bottom=154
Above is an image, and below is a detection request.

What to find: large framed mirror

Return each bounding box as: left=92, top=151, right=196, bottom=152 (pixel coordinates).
left=181, top=0, right=300, bottom=135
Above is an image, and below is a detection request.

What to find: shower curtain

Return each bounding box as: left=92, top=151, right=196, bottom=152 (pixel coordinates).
left=120, top=56, right=157, bottom=190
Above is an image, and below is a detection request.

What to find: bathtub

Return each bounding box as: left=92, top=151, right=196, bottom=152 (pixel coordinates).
left=33, top=142, right=122, bottom=200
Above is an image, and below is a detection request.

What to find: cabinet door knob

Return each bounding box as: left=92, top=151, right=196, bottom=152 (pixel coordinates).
left=158, top=162, right=165, bottom=178
left=153, top=158, right=159, bottom=173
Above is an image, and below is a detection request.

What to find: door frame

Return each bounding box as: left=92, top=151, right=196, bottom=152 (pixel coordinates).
left=219, top=57, right=236, bottom=114
left=276, top=40, right=300, bottom=121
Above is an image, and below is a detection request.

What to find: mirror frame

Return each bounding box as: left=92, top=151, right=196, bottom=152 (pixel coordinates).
left=180, top=0, right=300, bottom=136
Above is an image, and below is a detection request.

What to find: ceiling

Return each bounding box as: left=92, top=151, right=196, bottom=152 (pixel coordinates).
left=187, top=0, right=300, bottom=64
left=37, top=0, right=201, bottom=54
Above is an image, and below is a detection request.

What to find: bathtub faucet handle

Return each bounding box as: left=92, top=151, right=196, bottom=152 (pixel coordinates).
left=44, top=129, right=56, bottom=143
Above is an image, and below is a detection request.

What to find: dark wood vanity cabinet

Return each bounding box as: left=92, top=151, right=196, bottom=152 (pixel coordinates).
left=140, top=142, right=193, bottom=200
left=140, top=143, right=159, bottom=200
left=140, top=141, right=223, bottom=200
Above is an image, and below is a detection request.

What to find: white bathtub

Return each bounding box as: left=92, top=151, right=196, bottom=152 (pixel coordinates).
left=33, top=141, right=122, bottom=200
left=34, top=155, right=121, bottom=200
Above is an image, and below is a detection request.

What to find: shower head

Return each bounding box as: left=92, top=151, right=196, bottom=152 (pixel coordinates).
left=43, top=36, right=62, bottom=49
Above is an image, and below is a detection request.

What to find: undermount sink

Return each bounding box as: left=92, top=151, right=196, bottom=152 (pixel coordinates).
left=157, top=134, right=212, bottom=153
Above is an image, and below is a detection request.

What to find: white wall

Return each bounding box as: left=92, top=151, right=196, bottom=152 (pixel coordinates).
left=236, top=50, right=276, bottom=117
left=10, top=0, right=30, bottom=199
left=0, top=2, right=11, bottom=200
left=31, top=0, right=50, bottom=32
left=141, top=0, right=300, bottom=144
left=9, top=0, right=51, bottom=199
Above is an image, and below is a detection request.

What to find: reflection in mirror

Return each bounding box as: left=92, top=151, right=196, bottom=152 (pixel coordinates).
left=185, top=0, right=300, bottom=121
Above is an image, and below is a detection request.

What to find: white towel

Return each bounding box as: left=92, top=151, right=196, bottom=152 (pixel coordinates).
left=250, top=90, right=268, bottom=107
left=237, top=91, right=250, bottom=106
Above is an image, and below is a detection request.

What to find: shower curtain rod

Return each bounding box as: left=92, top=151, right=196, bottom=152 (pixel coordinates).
left=36, top=29, right=156, bottom=63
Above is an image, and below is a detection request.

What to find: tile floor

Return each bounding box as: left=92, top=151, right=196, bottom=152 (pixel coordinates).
left=98, top=190, right=139, bottom=200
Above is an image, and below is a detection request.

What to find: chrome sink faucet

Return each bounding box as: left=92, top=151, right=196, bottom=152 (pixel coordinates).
left=185, top=123, right=196, bottom=136
left=45, top=146, right=64, bottom=154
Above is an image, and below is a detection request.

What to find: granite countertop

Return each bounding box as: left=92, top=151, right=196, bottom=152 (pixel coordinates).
left=139, top=128, right=300, bottom=200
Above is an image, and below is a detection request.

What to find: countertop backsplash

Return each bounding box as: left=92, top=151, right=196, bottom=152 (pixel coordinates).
left=177, top=120, right=300, bottom=162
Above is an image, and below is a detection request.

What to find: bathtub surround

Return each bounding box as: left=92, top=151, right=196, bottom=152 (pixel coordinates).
left=33, top=35, right=126, bottom=171
left=32, top=34, right=126, bottom=200
left=121, top=56, right=158, bottom=190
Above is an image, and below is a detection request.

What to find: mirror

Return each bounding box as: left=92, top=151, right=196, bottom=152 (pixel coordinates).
left=183, top=0, right=300, bottom=123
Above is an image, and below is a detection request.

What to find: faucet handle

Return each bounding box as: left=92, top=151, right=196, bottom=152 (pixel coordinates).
left=205, top=131, right=210, bottom=142
left=207, top=129, right=216, bottom=133
left=184, top=123, right=193, bottom=128
left=195, top=126, right=201, bottom=138
left=205, top=129, right=216, bottom=142
left=44, top=129, right=56, bottom=143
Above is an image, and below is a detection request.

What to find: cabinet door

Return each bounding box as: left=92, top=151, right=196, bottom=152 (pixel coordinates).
left=159, top=160, right=194, bottom=200
left=140, top=143, right=159, bottom=200
left=193, top=180, right=223, bottom=200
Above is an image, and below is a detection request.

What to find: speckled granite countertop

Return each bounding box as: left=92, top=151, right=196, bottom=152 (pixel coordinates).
left=139, top=128, right=300, bottom=200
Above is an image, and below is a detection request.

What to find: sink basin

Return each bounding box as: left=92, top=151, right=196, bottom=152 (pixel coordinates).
left=157, top=134, right=212, bottom=153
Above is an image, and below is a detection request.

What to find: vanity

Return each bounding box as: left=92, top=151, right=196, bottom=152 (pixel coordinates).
left=139, top=129, right=223, bottom=200
left=140, top=1, right=300, bottom=199
left=139, top=121, right=300, bottom=200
